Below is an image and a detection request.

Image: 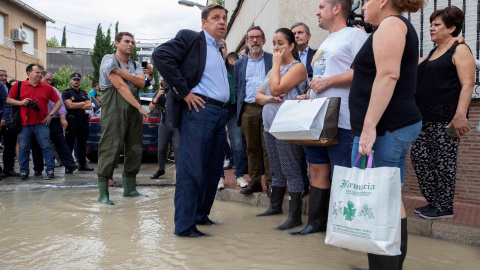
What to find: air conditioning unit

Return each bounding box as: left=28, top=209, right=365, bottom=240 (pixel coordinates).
left=12, top=28, right=28, bottom=43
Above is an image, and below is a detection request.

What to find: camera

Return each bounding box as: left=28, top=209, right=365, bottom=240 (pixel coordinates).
left=347, top=1, right=374, bottom=33
left=27, top=99, right=41, bottom=112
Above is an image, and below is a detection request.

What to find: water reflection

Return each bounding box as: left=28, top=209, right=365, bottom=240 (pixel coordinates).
left=0, top=188, right=478, bottom=270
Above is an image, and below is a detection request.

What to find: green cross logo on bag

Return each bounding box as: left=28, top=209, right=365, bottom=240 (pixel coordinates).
left=343, top=201, right=356, bottom=221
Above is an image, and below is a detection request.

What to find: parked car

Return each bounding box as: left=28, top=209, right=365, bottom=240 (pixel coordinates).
left=86, top=96, right=160, bottom=162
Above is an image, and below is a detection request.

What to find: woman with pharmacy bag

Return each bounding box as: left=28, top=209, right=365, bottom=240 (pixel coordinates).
left=343, top=0, right=424, bottom=268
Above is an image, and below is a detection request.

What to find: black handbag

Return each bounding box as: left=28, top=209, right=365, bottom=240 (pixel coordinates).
left=4, top=81, right=22, bottom=134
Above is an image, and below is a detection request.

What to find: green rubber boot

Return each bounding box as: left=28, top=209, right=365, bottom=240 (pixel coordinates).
left=98, top=182, right=114, bottom=205
left=122, top=177, right=147, bottom=197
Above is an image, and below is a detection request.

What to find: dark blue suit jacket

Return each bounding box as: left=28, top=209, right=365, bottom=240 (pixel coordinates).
left=233, top=52, right=273, bottom=126
left=0, top=83, right=8, bottom=120
left=306, top=47, right=317, bottom=79
left=152, top=30, right=207, bottom=128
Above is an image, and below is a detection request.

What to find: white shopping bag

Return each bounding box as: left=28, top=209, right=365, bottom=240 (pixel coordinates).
left=325, top=154, right=402, bottom=256
left=269, top=97, right=329, bottom=140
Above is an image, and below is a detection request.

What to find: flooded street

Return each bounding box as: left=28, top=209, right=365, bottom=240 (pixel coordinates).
left=0, top=187, right=479, bottom=270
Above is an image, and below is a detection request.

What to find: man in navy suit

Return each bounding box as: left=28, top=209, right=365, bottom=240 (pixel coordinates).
left=153, top=4, right=229, bottom=237
left=234, top=26, right=273, bottom=196
left=291, top=22, right=317, bottom=83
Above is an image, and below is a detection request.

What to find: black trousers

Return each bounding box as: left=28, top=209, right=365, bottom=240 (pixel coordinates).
left=65, top=115, right=89, bottom=167
left=32, top=118, right=77, bottom=172
left=0, top=129, right=18, bottom=173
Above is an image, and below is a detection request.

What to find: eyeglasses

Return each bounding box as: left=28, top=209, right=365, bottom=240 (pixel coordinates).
left=247, top=35, right=263, bottom=41
left=0, top=75, right=7, bottom=78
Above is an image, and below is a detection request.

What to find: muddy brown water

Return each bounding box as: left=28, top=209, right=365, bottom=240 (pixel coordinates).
left=0, top=187, right=479, bottom=270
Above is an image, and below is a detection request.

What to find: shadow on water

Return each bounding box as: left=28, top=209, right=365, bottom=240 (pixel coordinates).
left=0, top=187, right=479, bottom=270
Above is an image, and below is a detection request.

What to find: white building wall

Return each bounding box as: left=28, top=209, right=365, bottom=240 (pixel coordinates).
left=225, top=0, right=330, bottom=53
left=278, top=0, right=329, bottom=52
left=224, top=0, right=279, bottom=53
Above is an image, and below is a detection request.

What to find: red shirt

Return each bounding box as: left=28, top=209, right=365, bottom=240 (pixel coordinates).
left=8, top=79, right=60, bottom=126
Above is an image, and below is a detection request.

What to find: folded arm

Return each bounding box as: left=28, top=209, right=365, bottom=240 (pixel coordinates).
left=109, top=73, right=150, bottom=121
left=111, top=68, right=145, bottom=88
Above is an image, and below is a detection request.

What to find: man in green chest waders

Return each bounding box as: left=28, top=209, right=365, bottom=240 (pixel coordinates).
left=97, top=32, right=151, bottom=205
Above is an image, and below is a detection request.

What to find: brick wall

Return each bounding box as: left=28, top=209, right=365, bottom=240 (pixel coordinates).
left=0, top=0, right=48, bottom=80
left=403, top=100, right=480, bottom=205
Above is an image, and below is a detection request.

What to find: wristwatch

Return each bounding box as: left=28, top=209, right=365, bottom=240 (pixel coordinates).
left=50, top=113, right=54, bottom=117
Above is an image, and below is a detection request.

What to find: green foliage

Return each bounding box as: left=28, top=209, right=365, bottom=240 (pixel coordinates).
left=152, top=62, right=160, bottom=92
left=53, top=67, right=93, bottom=92
left=46, top=36, right=59, bottom=47
left=61, top=26, right=67, bottom=47
left=214, top=0, right=223, bottom=4
left=115, top=21, right=119, bottom=35
left=91, top=24, right=115, bottom=83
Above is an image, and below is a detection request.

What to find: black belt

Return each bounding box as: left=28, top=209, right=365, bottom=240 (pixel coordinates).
left=194, top=94, right=228, bottom=108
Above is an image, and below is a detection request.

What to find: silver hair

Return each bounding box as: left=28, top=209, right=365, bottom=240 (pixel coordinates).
left=42, top=70, right=53, bottom=77
left=290, top=22, right=311, bottom=36
left=0, top=68, right=6, bottom=72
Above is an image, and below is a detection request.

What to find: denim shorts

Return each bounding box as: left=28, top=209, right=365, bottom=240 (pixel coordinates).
left=303, top=128, right=353, bottom=167
left=351, top=121, right=422, bottom=185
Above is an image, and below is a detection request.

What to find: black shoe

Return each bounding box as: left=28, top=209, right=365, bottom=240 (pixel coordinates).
left=182, top=228, right=206, bottom=237
left=17, top=172, right=29, bottom=181
left=150, top=170, right=165, bottom=179
left=34, top=170, right=42, bottom=176
left=257, top=186, right=286, bottom=216
left=78, top=165, right=94, bottom=171
left=276, top=192, right=303, bottom=230
left=414, top=203, right=436, bottom=214
left=2, top=170, right=20, bottom=177
left=65, top=166, right=78, bottom=174
left=44, top=171, right=54, bottom=180
left=196, top=217, right=216, bottom=226
left=419, top=208, right=454, bottom=219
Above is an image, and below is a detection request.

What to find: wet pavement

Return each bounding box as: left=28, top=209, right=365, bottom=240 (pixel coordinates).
left=1, top=186, right=480, bottom=270
left=0, top=158, right=479, bottom=269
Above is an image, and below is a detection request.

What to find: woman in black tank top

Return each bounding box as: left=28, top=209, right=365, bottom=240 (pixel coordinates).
left=410, top=6, right=475, bottom=221
left=348, top=0, right=425, bottom=269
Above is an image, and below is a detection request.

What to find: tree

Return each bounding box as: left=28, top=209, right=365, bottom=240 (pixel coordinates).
left=91, top=24, right=115, bottom=83
left=115, top=21, right=119, bottom=35
left=53, top=67, right=92, bottom=92
left=46, top=36, right=59, bottom=47
left=106, top=26, right=114, bottom=53
left=152, top=62, right=160, bottom=92
left=91, top=24, right=105, bottom=83
left=61, top=26, right=67, bottom=47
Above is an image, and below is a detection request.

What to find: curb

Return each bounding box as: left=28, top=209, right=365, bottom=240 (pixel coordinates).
left=215, top=188, right=480, bottom=247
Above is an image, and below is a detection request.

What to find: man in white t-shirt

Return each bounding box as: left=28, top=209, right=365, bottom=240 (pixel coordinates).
left=292, top=0, right=369, bottom=236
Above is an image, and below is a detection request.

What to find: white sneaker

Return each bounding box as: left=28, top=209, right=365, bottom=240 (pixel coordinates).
left=236, top=176, right=248, bottom=188
left=223, top=159, right=230, bottom=168
left=217, top=178, right=225, bottom=190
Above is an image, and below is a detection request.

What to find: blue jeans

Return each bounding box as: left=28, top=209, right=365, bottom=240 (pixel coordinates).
left=175, top=104, right=226, bottom=236
left=18, top=124, right=55, bottom=173
left=303, top=128, right=353, bottom=179
left=351, top=121, right=422, bottom=185
left=157, top=123, right=179, bottom=171
left=32, top=118, right=77, bottom=171
left=224, top=106, right=245, bottom=178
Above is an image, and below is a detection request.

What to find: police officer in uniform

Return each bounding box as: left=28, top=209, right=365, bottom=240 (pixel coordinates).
left=62, top=73, right=94, bottom=171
